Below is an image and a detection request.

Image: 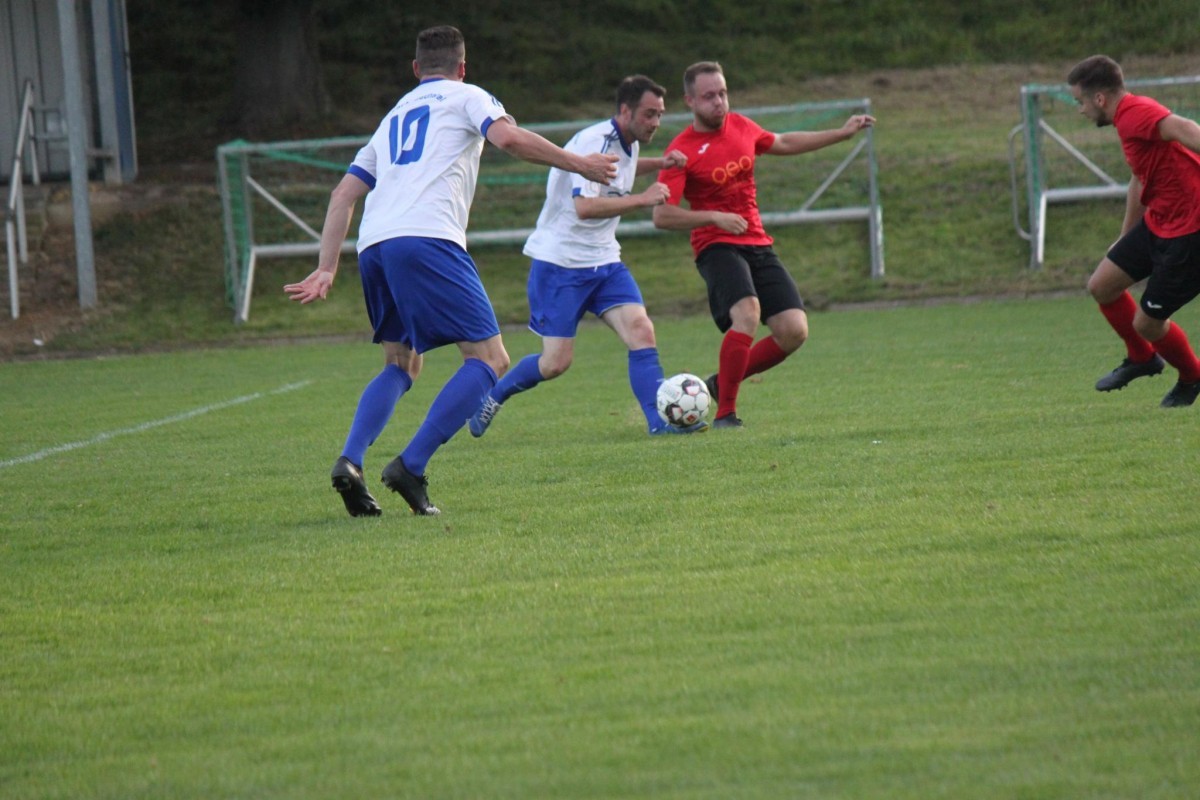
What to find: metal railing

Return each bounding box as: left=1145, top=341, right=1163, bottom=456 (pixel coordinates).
left=1009, top=75, right=1200, bottom=270
left=5, top=80, right=40, bottom=320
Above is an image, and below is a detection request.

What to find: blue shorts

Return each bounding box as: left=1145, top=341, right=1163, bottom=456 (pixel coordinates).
left=358, top=237, right=500, bottom=354
left=526, top=259, right=644, bottom=338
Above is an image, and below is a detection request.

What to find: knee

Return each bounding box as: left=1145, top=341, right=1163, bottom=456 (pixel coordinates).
left=627, top=314, right=657, bottom=349
left=1134, top=313, right=1168, bottom=342
left=729, top=297, right=761, bottom=333
left=779, top=327, right=807, bottom=353
left=768, top=311, right=808, bottom=353
left=1088, top=260, right=1129, bottom=304
left=1086, top=273, right=1114, bottom=303
left=384, top=347, right=421, bottom=380
left=540, top=352, right=572, bottom=379
left=481, top=347, right=510, bottom=378
left=776, top=317, right=808, bottom=352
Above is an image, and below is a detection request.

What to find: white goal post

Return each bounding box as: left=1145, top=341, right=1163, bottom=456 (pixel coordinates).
left=218, top=98, right=883, bottom=323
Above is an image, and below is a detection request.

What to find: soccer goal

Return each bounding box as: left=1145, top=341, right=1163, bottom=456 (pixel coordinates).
left=1009, top=73, right=1200, bottom=270
left=218, top=98, right=883, bottom=323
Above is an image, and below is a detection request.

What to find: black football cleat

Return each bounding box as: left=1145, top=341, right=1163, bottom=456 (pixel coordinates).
left=1095, top=354, right=1165, bottom=391
left=1160, top=379, right=1200, bottom=408
left=711, top=413, right=744, bottom=429
left=331, top=456, right=382, bottom=517
left=704, top=373, right=719, bottom=404
left=381, top=457, right=441, bottom=516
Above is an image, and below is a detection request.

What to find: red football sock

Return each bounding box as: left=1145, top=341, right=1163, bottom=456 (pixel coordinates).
left=1098, top=292, right=1157, bottom=362
left=1151, top=322, right=1200, bottom=383
left=717, top=330, right=753, bottom=418
left=744, top=335, right=789, bottom=379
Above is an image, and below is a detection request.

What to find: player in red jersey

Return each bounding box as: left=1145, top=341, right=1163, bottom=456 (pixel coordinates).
left=1069, top=55, right=1200, bottom=407
left=652, top=61, right=874, bottom=427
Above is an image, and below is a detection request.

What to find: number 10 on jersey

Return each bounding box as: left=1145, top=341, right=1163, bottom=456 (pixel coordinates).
left=390, top=105, right=430, bottom=165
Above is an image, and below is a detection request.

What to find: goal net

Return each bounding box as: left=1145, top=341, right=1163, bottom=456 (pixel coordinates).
left=1009, top=74, right=1200, bottom=269
left=218, top=99, right=882, bottom=323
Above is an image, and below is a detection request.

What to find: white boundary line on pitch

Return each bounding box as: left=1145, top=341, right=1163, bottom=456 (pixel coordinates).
left=0, top=380, right=313, bottom=470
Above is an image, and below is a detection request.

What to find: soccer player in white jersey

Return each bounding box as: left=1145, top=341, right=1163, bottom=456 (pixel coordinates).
left=284, top=26, right=617, bottom=517
left=467, top=75, right=705, bottom=438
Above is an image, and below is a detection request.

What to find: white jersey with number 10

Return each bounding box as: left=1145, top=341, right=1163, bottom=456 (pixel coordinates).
left=350, top=78, right=513, bottom=252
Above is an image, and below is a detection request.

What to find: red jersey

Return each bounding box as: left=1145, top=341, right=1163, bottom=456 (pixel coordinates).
left=658, top=112, right=777, bottom=257
left=1113, top=93, right=1200, bottom=238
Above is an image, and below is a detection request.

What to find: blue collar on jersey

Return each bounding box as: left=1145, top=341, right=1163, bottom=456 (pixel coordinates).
left=609, top=118, right=633, bottom=158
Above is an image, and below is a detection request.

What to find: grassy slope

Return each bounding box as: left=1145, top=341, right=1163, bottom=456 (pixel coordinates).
left=3, top=55, right=1200, bottom=359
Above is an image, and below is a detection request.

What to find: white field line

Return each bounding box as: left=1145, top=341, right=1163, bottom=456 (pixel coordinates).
left=0, top=380, right=312, bottom=470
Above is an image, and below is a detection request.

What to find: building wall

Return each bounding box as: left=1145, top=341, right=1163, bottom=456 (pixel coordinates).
left=1, top=0, right=135, bottom=184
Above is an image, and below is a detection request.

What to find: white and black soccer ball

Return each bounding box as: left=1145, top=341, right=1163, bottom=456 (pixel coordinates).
left=656, top=373, right=711, bottom=428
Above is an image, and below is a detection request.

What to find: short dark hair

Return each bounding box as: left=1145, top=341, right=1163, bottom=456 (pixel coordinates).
left=616, top=75, right=666, bottom=113
left=416, top=25, right=465, bottom=76
left=683, top=61, right=723, bottom=96
left=1067, top=55, right=1125, bottom=94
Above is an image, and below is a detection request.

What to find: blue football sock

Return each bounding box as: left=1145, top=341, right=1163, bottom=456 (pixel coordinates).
left=341, top=364, right=413, bottom=466
left=401, top=358, right=497, bottom=476
left=629, top=347, right=665, bottom=430
left=490, top=353, right=546, bottom=404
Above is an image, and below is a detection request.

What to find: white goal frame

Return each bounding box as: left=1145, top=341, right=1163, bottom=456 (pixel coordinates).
left=218, top=99, right=883, bottom=323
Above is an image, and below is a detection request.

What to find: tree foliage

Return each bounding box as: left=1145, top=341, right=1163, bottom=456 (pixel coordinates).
left=126, top=0, right=1200, bottom=161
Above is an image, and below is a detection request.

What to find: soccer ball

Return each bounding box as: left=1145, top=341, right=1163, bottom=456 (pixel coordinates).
left=656, top=373, right=711, bottom=428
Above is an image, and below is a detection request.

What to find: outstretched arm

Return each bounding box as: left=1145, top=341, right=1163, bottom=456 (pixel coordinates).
left=636, top=149, right=687, bottom=176
left=652, top=202, right=749, bottom=234
left=283, top=172, right=369, bottom=303
left=486, top=118, right=618, bottom=184
left=576, top=182, right=671, bottom=220
left=767, top=114, right=875, bottom=156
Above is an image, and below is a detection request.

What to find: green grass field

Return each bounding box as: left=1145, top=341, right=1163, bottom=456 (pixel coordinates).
left=3, top=297, right=1198, bottom=798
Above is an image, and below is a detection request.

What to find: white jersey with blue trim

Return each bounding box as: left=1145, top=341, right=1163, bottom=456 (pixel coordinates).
left=523, top=118, right=638, bottom=268
left=350, top=78, right=513, bottom=252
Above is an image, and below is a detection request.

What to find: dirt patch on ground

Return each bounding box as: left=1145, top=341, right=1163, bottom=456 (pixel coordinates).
left=0, top=176, right=191, bottom=360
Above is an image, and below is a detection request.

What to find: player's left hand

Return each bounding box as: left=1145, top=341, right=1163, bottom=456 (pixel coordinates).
left=284, top=269, right=334, bottom=304
left=662, top=149, right=687, bottom=169
left=582, top=152, right=620, bottom=185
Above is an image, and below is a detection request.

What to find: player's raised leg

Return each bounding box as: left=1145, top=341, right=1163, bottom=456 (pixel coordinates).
left=753, top=307, right=807, bottom=376
left=1130, top=306, right=1200, bottom=408
left=469, top=338, right=575, bottom=437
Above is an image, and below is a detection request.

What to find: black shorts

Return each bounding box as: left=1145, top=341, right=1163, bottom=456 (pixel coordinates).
left=1107, top=218, right=1200, bottom=319
left=694, top=244, right=805, bottom=332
